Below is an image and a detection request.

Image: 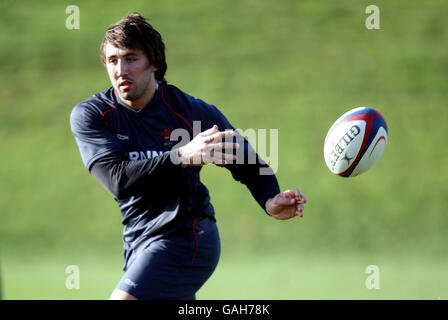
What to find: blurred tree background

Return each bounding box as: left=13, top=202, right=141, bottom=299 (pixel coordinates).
left=0, top=0, right=447, bottom=299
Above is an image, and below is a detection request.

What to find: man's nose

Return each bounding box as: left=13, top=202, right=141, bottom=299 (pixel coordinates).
left=116, top=59, right=128, bottom=77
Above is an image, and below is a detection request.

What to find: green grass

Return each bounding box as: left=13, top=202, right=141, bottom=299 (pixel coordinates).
left=0, top=0, right=447, bottom=299
left=2, top=251, right=122, bottom=300
left=202, top=253, right=448, bottom=300
left=3, top=250, right=447, bottom=300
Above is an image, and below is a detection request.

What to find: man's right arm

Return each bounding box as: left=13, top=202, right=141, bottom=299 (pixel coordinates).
left=70, top=102, right=185, bottom=200
left=90, top=150, right=183, bottom=200
left=89, top=124, right=237, bottom=200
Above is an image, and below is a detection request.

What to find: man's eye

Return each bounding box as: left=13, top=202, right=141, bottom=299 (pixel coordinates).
left=109, top=59, right=117, bottom=64
left=126, top=57, right=136, bottom=62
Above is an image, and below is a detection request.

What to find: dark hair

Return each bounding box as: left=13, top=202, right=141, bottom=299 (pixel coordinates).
left=100, top=13, right=167, bottom=84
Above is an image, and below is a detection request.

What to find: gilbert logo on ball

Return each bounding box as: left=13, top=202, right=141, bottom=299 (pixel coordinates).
left=324, top=107, right=388, bottom=177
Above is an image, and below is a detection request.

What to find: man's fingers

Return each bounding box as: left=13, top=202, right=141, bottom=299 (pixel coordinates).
left=296, top=203, right=304, bottom=217
left=284, top=188, right=307, bottom=204
left=209, top=142, right=240, bottom=151
left=275, top=195, right=297, bottom=206
left=295, top=189, right=307, bottom=203
left=276, top=192, right=306, bottom=215
left=207, top=151, right=237, bottom=164
left=297, top=194, right=307, bottom=204
left=201, top=125, right=219, bottom=137
left=205, top=129, right=235, bottom=143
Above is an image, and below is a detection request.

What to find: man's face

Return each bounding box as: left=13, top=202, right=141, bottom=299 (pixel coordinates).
left=104, top=42, right=157, bottom=106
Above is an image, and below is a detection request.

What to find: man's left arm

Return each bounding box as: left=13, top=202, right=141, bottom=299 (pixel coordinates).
left=200, top=104, right=307, bottom=219
left=223, top=133, right=307, bottom=219
left=193, top=100, right=306, bottom=220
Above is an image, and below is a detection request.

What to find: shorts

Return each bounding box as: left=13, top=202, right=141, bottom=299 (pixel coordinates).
left=116, top=216, right=220, bottom=300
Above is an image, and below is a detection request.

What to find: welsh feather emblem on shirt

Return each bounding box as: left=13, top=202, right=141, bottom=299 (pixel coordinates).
left=160, top=129, right=173, bottom=146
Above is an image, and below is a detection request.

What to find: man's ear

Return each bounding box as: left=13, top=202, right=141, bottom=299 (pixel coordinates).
left=152, top=65, right=159, bottom=72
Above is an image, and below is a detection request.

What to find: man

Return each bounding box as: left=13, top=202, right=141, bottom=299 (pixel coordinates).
left=70, top=13, right=307, bottom=300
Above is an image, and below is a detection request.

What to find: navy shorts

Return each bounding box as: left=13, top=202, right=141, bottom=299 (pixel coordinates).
left=116, top=216, right=220, bottom=300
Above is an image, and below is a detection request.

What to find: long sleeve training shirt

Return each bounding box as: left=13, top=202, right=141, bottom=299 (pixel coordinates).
left=70, top=83, right=280, bottom=266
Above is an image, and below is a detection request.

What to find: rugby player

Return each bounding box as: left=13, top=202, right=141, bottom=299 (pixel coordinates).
left=70, top=13, right=307, bottom=300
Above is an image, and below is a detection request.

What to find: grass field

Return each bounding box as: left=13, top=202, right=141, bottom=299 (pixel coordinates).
left=1, top=0, right=447, bottom=299
left=3, top=250, right=448, bottom=299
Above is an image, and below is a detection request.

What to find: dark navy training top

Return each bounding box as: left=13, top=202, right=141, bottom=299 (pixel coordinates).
left=70, top=83, right=280, bottom=268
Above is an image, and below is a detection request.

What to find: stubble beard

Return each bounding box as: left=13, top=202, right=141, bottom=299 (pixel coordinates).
left=119, top=86, right=142, bottom=102
left=118, top=75, right=152, bottom=103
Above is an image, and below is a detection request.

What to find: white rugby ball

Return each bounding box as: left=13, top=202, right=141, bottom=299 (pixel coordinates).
left=324, top=107, right=388, bottom=177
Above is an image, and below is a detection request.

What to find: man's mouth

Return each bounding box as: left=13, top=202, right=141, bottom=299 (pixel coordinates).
left=119, top=80, right=133, bottom=90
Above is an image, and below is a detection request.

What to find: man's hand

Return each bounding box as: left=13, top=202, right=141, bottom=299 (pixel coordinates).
left=177, top=125, right=239, bottom=168
left=265, top=188, right=307, bottom=220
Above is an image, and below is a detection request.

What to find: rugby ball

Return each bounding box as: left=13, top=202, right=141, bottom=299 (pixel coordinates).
left=324, top=107, right=388, bottom=177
